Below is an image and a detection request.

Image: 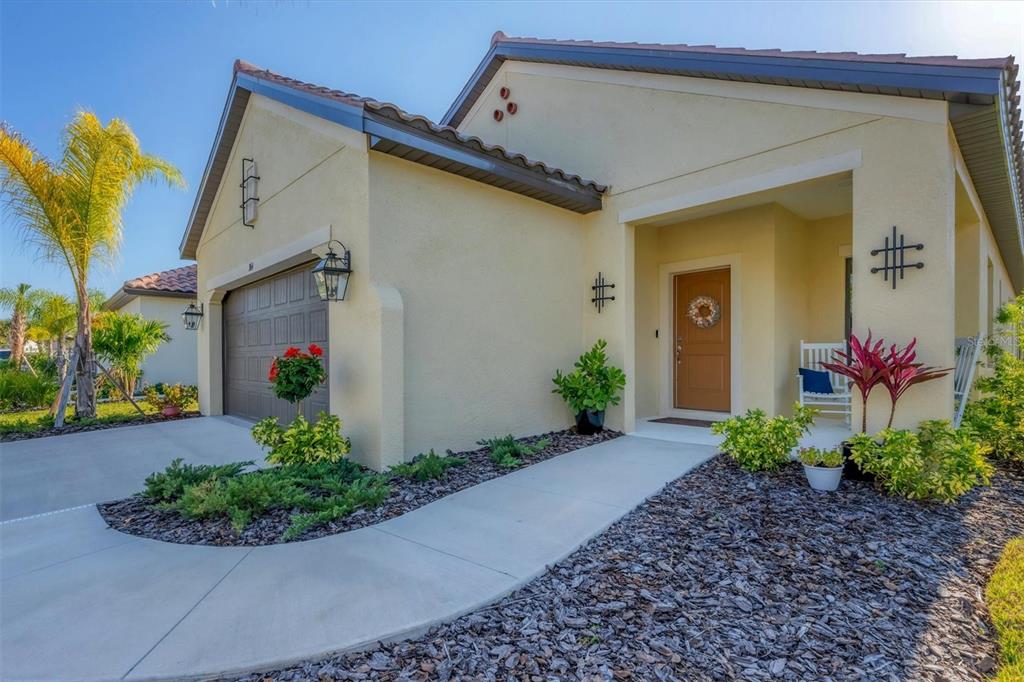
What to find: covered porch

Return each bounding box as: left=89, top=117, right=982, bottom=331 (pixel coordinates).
left=631, top=171, right=855, bottom=430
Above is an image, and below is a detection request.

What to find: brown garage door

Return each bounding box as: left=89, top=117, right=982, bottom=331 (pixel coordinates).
left=223, top=265, right=329, bottom=422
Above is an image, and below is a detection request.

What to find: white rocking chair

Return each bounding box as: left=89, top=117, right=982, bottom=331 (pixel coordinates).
left=953, top=336, right=982, bottom=428
left=797, top=341, right=852, bottom=423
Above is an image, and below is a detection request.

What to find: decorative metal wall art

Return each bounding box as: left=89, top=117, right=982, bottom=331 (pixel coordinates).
left=591, top=272, right=616, bottom=313
left=687, top=296, right=721, bottom=328
left=240, top=158, right=260, bottom=227
left=870, top=225, right=924, bottom=290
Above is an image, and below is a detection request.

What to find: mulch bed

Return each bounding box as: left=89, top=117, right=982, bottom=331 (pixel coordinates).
left=0, top=411, right=201, bottom=442
left=227, top=457, right=1024, bottom=682
left=98, top=428, right=622, bottom=547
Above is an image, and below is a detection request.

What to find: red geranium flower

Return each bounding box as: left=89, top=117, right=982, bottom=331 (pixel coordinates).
left=283, top=347, right=300, bottom=358
left=268, top=359, right=278, bottom=381
left=308, top=343, right=323, bottom=357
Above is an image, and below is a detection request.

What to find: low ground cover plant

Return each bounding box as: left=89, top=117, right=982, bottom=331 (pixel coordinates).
left=143, top=458, right=251, bottom=502
left=145, top=457, right=390, bottom=539
left=848, top=420, right=992, bottom=502
left=251, top=411, right=351, bottom=465
left=798, top=446, right=843, bottom=468
left=711, top=404, right=817, bottom=472
left=987, top=538, right=1024, bottom=682
left=390, top=450, right=467, bottom=481
left=478, top=434, right=551, bottom=469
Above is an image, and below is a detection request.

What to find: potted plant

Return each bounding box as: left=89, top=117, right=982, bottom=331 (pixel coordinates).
left=798, top=446, right=844, bottom=491
left=552, top=339, right=626, bottom=434
left=144, top=383, right=198, bottom=418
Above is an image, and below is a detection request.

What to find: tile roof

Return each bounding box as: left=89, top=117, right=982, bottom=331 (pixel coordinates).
left=489, top=32, right=1014, bottom=69
left=233, top=61, right=606, bottom=193
left=122, top=264, right=197, bottom=295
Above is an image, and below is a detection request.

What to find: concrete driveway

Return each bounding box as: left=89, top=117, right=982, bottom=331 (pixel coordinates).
left=0, top=431, right=716, bottom=681
left=0, top=416, right=264, bottom=521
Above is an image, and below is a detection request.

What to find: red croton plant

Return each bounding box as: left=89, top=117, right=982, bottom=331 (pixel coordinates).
left=268, top=344, right=326, bottom=416
left=822, top=332, right=951, bottom=433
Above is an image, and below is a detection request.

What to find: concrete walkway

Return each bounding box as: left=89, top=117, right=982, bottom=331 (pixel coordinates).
left=1, top=416, right=265, bottom=521
left=0, top=432, right=715, bottom=682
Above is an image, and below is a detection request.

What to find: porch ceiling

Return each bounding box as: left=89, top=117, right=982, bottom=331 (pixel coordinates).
left=638, top=172, right=852, bottom=227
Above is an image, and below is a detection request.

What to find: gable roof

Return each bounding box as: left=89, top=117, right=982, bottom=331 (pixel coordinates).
left=178, top=61, right=606, bottom=259
left=442, top=32, right=1024, bottom=288
left=104, top=265, right=197, bottom=310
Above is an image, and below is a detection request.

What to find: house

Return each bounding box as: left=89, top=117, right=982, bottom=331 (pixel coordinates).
left=182, top=33, right=1022, bottom=470
left=104, top=265, right=198, bottom=387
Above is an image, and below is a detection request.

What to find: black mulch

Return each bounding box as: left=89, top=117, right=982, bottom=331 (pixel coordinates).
left=227, top=457, right=1024, bottom=682
left=0, top=411, right=201, bottom=442
left=98, top=428, right=622, bottom=547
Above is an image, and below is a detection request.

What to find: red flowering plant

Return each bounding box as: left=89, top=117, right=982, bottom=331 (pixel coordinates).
left=879, top=338, right=951, bottom=429
left=267, top=344, right=326, bottom=416
left=822, top=332, right=889, bottom=434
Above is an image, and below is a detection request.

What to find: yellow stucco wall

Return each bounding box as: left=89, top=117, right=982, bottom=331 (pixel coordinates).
left=367, top=153, right=587, bottom=462
left=461, top=61, right=977, bottom=432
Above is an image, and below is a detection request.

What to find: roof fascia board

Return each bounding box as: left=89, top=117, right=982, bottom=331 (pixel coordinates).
left=364, top=111, right=603, bottom=212
left=443, top=42, right=1003, bottom=126
left=442, top=44, right=501, bottom=126
left=179, top=74, right=245, bottom=258
left=996, top=70, right=1024, bottom=286
left=122, top=288, right=196, bottom=300
left=236, top=73, right=365, bottom=131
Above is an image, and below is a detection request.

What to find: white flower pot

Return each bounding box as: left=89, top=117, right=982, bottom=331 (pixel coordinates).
left=803, top=464, right=843, bottom=492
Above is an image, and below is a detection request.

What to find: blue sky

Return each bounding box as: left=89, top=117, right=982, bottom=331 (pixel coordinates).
left=2, top=0, right=1022, bottom=299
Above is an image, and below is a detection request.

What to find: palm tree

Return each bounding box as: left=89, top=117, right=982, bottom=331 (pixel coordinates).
left=28, top=291, right=77, bottom=381
left=0, top=112, right=183, bottom=417
left=92, top=311, right=169, bottom=396
left=0, top=283, right=43, bottom=368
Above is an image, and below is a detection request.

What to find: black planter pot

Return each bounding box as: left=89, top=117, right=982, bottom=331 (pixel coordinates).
left=575, top=409, right=606, bottom=435
left=841, top=441, right=875, bottom=482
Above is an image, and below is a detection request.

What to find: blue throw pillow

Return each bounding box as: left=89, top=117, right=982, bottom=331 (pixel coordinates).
left=799, top=367, right=833, bottom=394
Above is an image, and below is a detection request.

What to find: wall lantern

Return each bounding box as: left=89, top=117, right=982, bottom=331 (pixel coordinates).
left=312, top=240, right=353, bottom=302
left=181, top=302, right=204, bottom=331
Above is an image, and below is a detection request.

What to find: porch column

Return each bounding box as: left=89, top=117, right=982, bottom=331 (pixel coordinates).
left=851, top=122, right=956, bottom=433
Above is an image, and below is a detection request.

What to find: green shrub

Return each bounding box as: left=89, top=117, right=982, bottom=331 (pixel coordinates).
left=798, top=447, right=843, bottom=468
left=143, top=458, right=251, bottom=503
left=478, top=434, right=551, bottom=469
left=144, top=383, right=198, bottom=412
left=711, top=404, right=817, bottom=472
left=552, top=339, right=627, bottom=414
left=390, top=450, right=467, bottom=481
left=848, top=420, right=992, bottom=502
left=988, top=538, right=1024, bottom=682
left=251, top=412, right=351, bottom=465
left=174, top=473, right=312, bottom=530
left=964, top=347, right=1024, bottom=464
left=0, top=369, right=58, bottom=409
left=283, top=475, right=391, bottom=540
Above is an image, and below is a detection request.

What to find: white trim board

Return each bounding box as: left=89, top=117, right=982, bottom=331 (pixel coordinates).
left=658, top=254, right=743, bottom=417
left=619, top=150, right=862, bottom=225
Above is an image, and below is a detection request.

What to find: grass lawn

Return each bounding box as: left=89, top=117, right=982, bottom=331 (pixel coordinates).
left=988, top=537, right=1024, bottom=681
left=0, top=399, right=198, bottom=434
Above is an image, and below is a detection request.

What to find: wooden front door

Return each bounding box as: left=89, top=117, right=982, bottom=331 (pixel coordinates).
left=673, top=268, right=731, bottom=411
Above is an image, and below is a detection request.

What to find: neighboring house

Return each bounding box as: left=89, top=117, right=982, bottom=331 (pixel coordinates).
left=104, top=265, right=198, bottom=388
left=182, top=33, right=1022, bottom=470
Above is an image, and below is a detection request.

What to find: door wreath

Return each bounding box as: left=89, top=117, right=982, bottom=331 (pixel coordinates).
left=687, top=295, right=721, bottom=328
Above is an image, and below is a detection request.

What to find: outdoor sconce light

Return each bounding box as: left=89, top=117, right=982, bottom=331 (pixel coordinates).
left=181, top=302, right=204, bottom=331
left=312, top=240, right=352, bottom=302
